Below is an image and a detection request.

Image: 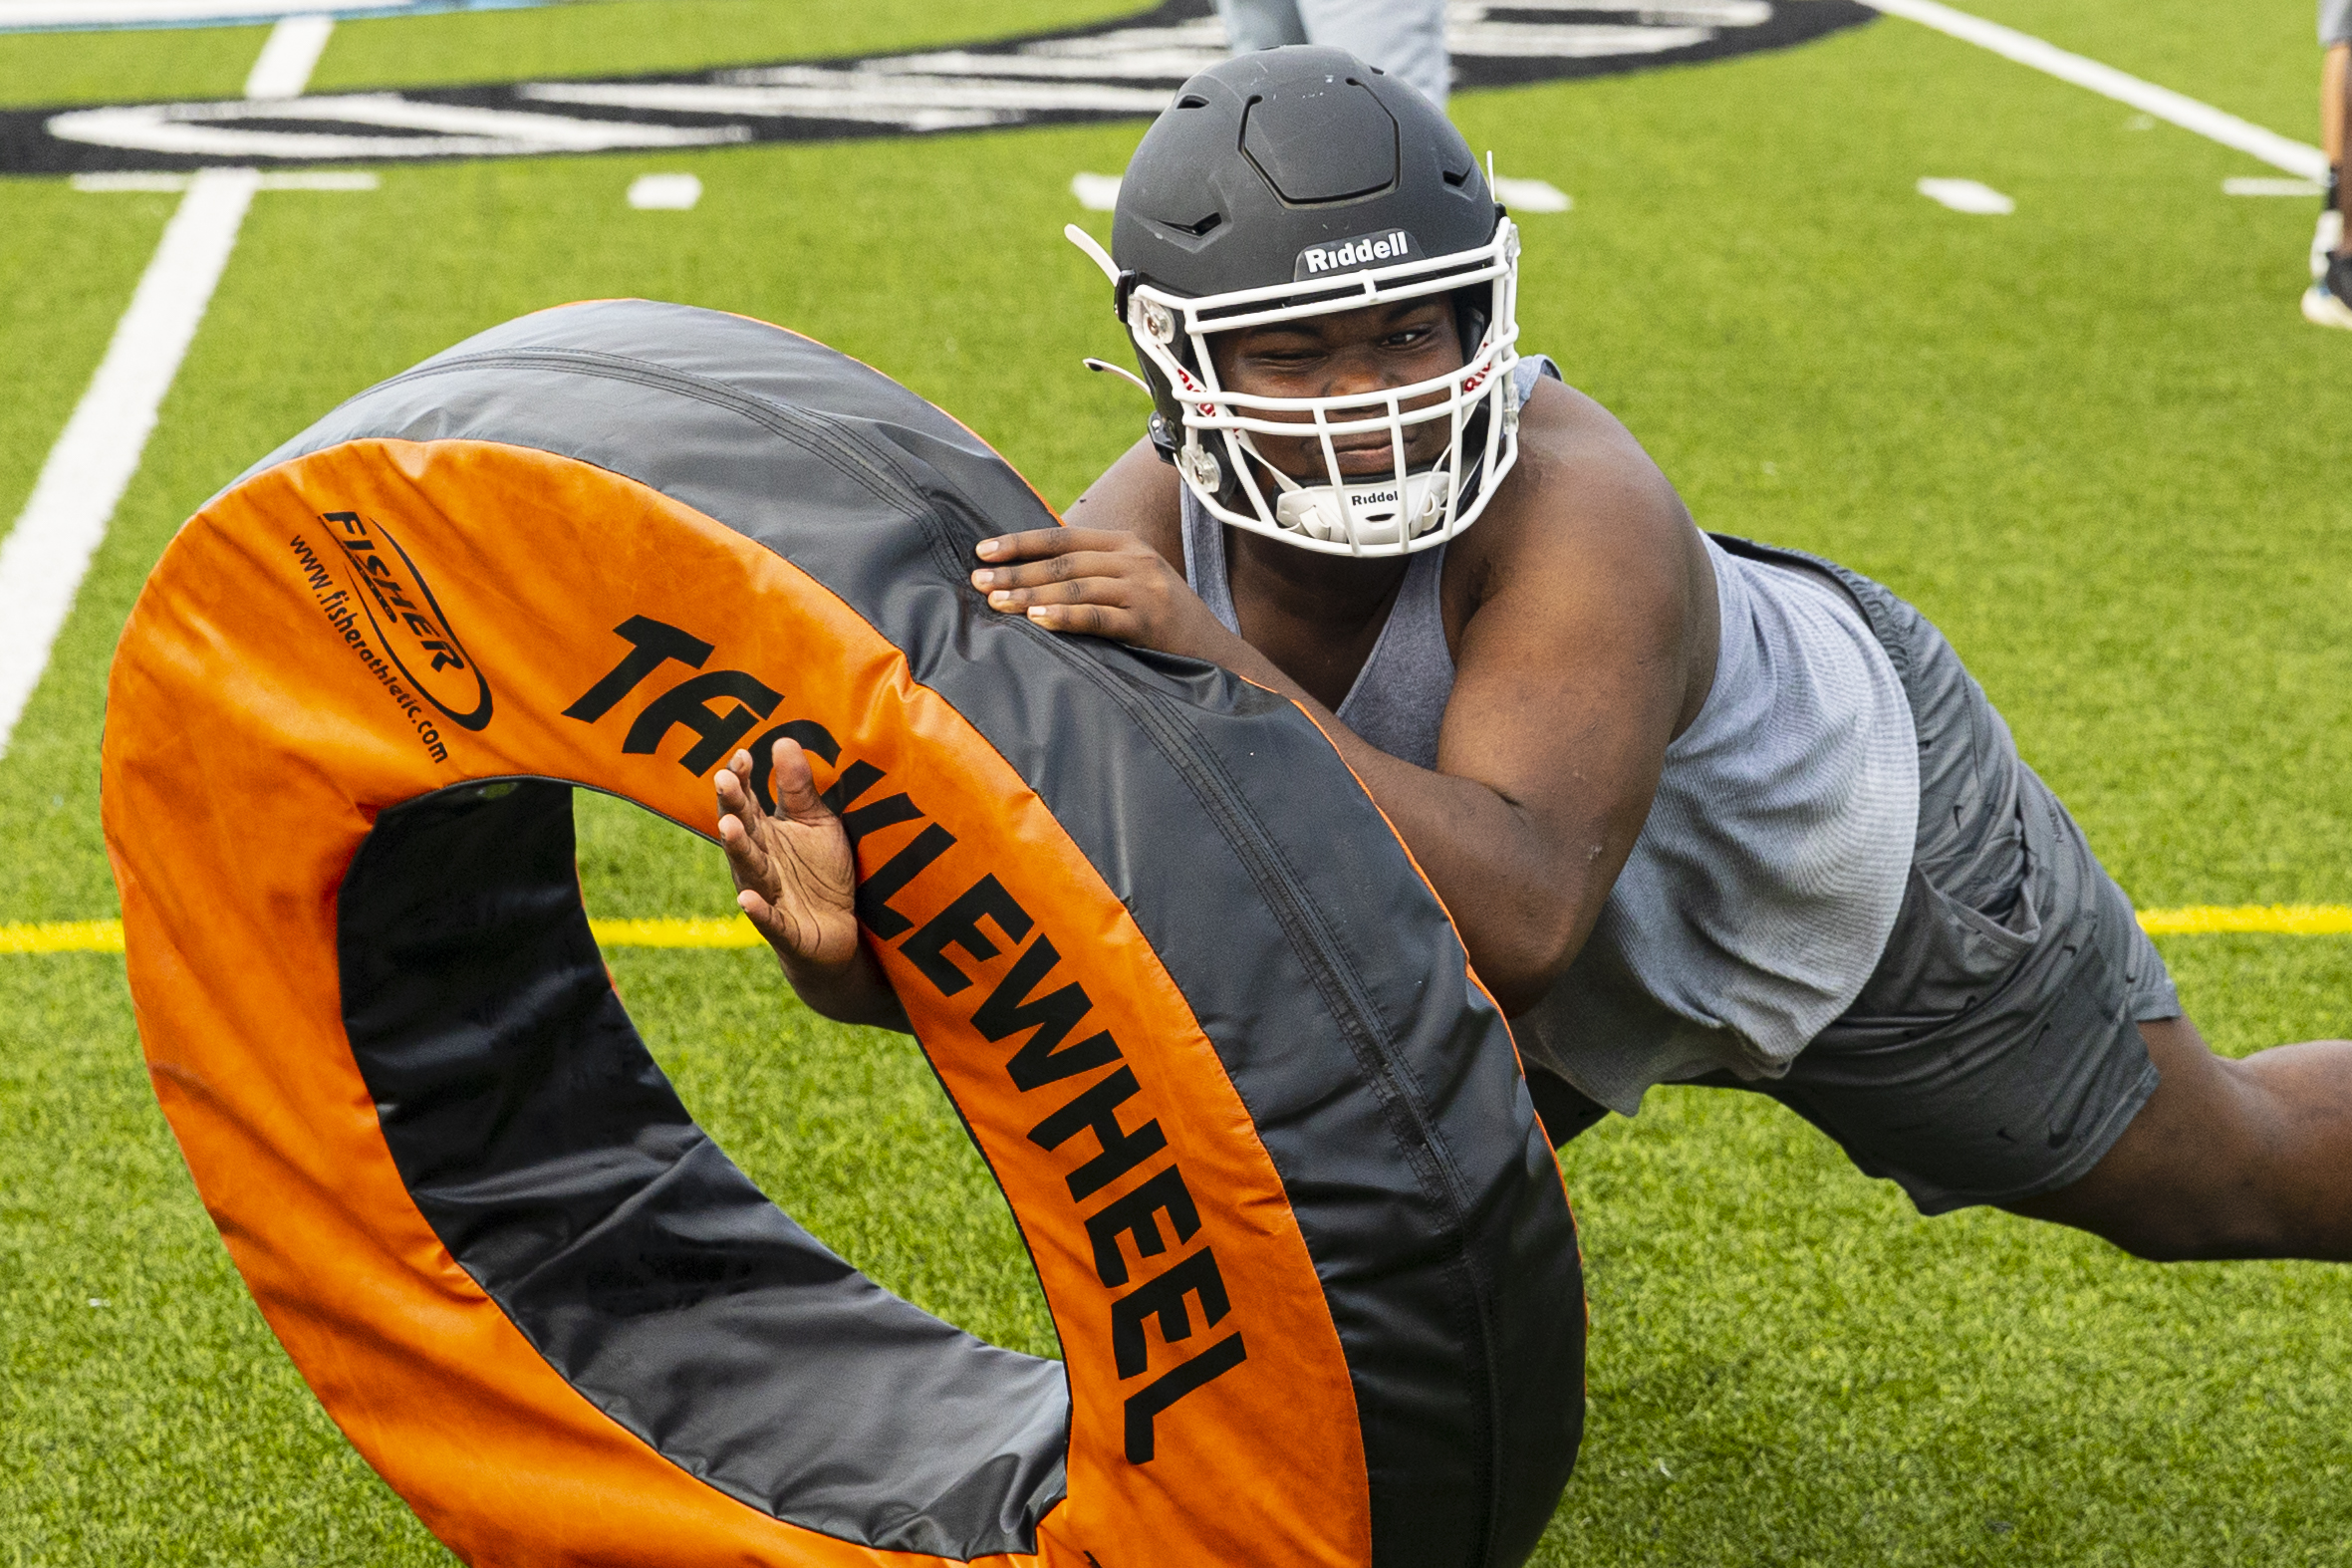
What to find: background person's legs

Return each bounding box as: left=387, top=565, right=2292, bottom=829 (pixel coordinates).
left=1217, top=0, right=1451, bottom=112
left=2326, top=42, right=2347, bottom=191
left=2320, top=41, right=2348, bottom=269
left=1215, top=0, right=1310, bottom=54
left=2337, top=43, right=2350, bottom=259
left=2305, top=6, right=2352, bottom=323
left=2007, top=1017, right=2352, bottom=1260
left=1297, top=0, right=1450, bottom=111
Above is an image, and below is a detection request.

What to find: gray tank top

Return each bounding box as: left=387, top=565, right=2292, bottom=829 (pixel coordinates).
left=1179, top=484, right=1452, bottom=769
left=1179, top=357, right=1919, bottom=1113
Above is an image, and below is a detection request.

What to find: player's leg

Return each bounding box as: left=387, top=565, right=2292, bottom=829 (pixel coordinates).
left=2005, top=1018, right=2352, bottom=1260
left=1637, top=560, right=2242, bottom=1246
left=1528, top=555, right=2352, bottom=1259
left=1693, top=575, right=2352, bottom=1260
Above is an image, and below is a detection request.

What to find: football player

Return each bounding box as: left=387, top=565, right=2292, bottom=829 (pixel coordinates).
left=721, top=48, right=2352, bottom=1260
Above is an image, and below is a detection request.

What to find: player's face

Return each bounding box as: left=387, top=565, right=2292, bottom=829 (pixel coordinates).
left=1206, top=298, right=1465, bottom=483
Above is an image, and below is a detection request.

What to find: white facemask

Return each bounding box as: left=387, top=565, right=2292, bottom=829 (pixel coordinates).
left=1072, top=217, right=1524, bottom=558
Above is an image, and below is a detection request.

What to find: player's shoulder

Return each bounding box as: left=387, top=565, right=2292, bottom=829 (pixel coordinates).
left=1064, top=435, right=1185, bottom=570
left=1450, top=373, right=1702, bottom=607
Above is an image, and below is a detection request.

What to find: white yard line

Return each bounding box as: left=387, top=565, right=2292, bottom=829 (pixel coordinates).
left=626, top=172, right=702, bottom=209
left=1862, top=0, right=2328, bottom=181
left=2223, top=176, right=2326, bottom=198
left=241, top=10, right=333, bottom=100
left=0, top=17, right=329, bottom=757
left=1492, top=175, right=1572, bottom=213
left=1918, top=176, right=2013, bottom=214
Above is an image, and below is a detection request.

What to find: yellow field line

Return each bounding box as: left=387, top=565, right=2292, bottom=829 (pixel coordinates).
left=5, top=908, right=2351, bottom=955
left=2136, top=905, right=2352, bottom=935
left=0, top=916, right=765, bottom=954
left=0, top=920, right=127, bottom=953
left=587, top=916, right=764, bottom=948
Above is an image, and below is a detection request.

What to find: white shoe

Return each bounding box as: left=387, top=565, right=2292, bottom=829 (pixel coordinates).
left=2315, top=209, right=2343, bottom=281
left=2302, top=279, right=2352, bottom=330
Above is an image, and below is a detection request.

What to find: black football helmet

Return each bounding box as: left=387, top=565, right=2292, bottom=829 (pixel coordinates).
left=1068, top=46, right=1522, bottom=555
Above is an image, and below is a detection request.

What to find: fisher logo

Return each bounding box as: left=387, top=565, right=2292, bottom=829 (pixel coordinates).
left=322, top=511, right=493, bottom=731
left=1295, top=229, right=1417, bottom=281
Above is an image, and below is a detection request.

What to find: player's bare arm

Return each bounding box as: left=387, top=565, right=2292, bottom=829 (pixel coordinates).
left=976, top=362, right=1717, bottom=1016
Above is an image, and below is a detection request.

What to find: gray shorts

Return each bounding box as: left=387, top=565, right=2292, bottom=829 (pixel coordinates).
left=1687, top=541, right=2177, bottom=1214
left=2326, top=0, right=2352, bottom=48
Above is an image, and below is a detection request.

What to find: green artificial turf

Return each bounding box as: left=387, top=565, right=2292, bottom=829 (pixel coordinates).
left=0, top=180, right=167, bottom=579
left=0, top=26, right=265, bottom=110
left=5, top=0, right=2352, bottom=1561
left=1953, top=0, right=2322, bottom=139
left=0, top=956, right=439, bottom=1563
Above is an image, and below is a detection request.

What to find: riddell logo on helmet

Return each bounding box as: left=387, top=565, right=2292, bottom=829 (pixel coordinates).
left=1293, top=229, right=1418, bottom=280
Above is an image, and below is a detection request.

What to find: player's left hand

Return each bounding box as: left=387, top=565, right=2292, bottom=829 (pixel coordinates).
left=971, top=528, right=1236, bottom=659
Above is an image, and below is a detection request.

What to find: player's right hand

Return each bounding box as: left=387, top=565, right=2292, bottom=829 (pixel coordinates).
left=716, top=739, right=860, bottom=976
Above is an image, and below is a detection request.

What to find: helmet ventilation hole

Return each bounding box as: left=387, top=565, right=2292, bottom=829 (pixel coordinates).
left=1176, top=94, right=1208, bottom=109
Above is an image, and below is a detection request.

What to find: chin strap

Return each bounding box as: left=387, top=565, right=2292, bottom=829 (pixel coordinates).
left=1223, top=426, right=1456, bottom=548
left=1271, top=469, right=1454, bottom=547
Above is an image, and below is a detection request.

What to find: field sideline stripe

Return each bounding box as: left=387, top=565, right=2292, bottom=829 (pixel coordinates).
left=1862, top=0, right=2329, bottom=181
left=2138, top=906, right=2352, bottom=936
left=0, top=169, right=259, bottom=759
left=5, top=909, right=2350, bottom=954
left=0, top=17, right=330, bottom=760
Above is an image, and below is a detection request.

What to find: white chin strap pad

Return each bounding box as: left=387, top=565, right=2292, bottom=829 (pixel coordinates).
left=1273, top=470, right=1454, bottom=548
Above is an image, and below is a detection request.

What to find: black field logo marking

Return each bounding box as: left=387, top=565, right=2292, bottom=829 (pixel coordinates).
left=0, top=0, right=1875, bottom=175
left=565, top=612, right=1248, bottom=1461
